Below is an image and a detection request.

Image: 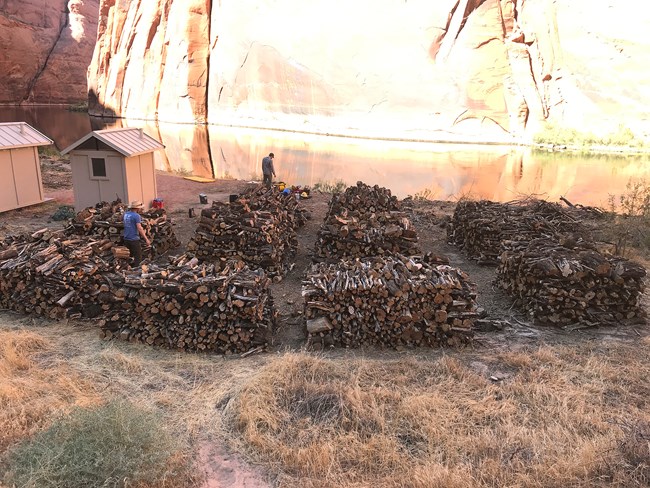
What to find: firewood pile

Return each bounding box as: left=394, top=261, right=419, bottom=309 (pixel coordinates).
left=328, top=181, right=400, bottom=215
left=98, top=254, right=276, bottom=353
left=303, top=253, right=477, bottom=348
left=66, top=200, right=180, bottom=256
left=496, top=238, right=647, bottom=326
left=313, top=182, right=420, bottom=261
left=0, top=228, right=130, bottom=319
left=187, top=185, right=302, bottom=276
left=447, top=199, right=588, bottom=264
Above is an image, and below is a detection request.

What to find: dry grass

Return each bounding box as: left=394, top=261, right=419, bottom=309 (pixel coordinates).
left=225, top=342, right=650, bottom=488
left=1, top=312, right=649, bottom=488
left=0, top=313, right=262, bottom=446
left=0, top=328, right=100, bottom=451
left=4, top=400, right=190, bottom=488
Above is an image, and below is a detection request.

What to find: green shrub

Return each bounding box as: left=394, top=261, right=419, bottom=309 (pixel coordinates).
left=411, top=187, right=437, bottom=201
left=38, top=145, right=61, bottom=158
left=3, top=401, right=190, bottom=488
left=313, top=179, right=347, bottom=194
left=606, top=179, right=650, bottom=256
left=68, top=101, right=89, bottom=112
left=51, top=205, right=76, bottom=222
left=174, top=167, right=193, bottom=177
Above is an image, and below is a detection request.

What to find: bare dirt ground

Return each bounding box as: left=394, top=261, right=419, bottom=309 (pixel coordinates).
left=1, top=157, right=648, bottom=487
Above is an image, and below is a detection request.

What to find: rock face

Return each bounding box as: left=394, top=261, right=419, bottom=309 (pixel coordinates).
left=5, top=0, right=649, bottom=140
left=0, top=0, right=99, bottom=105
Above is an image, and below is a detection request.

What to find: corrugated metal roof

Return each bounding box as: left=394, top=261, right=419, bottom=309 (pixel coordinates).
left=61, top=128, right=164, bottom=157
left=0, top=122, right=53, bottom=149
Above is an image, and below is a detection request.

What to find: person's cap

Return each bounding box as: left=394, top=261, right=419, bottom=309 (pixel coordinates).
left=128, top=201, right=144, bottom=209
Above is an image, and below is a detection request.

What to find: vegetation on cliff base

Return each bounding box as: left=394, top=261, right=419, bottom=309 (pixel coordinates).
left=534, top=122, right=647, bottom=150
left=67, top=101, right=89, bottom=112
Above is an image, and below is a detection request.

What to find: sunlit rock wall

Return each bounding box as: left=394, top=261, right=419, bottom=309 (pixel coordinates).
left=0, top=0, right=99, bottom=104
left=88, top=0, right=210, bottom=122
left=87, top=0, right=650, bottom=140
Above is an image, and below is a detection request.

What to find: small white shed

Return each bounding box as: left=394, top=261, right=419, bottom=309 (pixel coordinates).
left=61, top=128, right=164, bottom=211
left=0, top=122, right=52, bottom=213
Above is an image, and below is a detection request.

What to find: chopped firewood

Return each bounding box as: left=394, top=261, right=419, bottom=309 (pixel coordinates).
left=447, top=199, right=594, bottom=264
left=313, top=182, right=421, bottom=261
left=186, top=185, right=305, bottom=276
left=99, top=256, right=276, bottom=353
left=496, top=237, right=646, bottom=326
left=65, top=199, right=180, bottom=258
left=303, top=253, right=477, bottom=348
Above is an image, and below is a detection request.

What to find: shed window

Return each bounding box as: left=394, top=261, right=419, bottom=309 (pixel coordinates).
left=91, top=158, right=107, bottom=178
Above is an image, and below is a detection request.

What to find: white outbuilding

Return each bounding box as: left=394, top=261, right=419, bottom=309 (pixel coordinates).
left=61, top=128, right=164, bottom=211
left=0, top=122, right=52, bottom=213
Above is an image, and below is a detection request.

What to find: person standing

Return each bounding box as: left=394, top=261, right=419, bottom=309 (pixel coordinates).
left=262, top=152, right=276, bottom=187
left=123, top=201, right=151, bottom=267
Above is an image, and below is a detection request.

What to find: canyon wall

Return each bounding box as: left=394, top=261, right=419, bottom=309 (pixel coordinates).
left=2, top=0, right=648, bottom=141
left=87, top=0, right=650, bottom=141
left=0, top=0, right=99, bottom=104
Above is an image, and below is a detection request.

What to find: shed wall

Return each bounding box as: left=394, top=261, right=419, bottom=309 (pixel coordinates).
left=71, top=150, right=126, bottom=210
left=0, top=147, right=45, bottom=213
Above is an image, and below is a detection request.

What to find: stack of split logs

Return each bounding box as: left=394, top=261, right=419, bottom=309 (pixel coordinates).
left=313, top=181, right=420, bottom=261
left=0, top=228, right=130, bottom=319
left=99, top=255, right=275, bottom=353
left=447, top=199, right=587, bottom=264
left=303, top=253, right=476, bottom=347
left=187, top=185, right=303, bottom=277
left=496, top=238, right=646, bottom=326
left=306, top=182, right=477, bottom=348
left=66, top=200, right=180, bottom=257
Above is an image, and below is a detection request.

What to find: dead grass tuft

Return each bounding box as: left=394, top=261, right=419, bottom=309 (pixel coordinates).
left=0, top=330, right=100, bottom=451
left=226, top=345, right=650, bottom=487
left=618, top=420, right=650, bottom=483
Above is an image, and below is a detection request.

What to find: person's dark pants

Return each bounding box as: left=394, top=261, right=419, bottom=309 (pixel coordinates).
left=263, top=173, right=272, bottom=187
left=124, top=239, right=142, bottom=266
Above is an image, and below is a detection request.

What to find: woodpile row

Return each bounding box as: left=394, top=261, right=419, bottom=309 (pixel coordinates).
left=447, top=199, right=588, bottom=264
left=303, top=253, right=477, bottom=348
left=496, top=238, right=646, bottom=326
left=0, top=229, right=131, bottom=320
left=99, top=255, right=275, bottom=353
left=66, top=200, right=180, bottom=257
left=0, top=229, right=275, bottom=353
left=313, top=181, right=421, bottom=261
left=187, top=185, right=307, bottom=277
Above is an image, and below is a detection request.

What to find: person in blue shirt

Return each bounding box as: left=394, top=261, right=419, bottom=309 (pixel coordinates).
left=123, top=201, right=151, bottom=266
left=262, top=152, right=276, bottom=187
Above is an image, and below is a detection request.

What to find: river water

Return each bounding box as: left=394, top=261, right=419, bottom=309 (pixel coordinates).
left=2, top=106, right=648, bottom=206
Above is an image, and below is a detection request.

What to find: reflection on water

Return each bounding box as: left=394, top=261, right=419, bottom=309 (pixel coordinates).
left=1, top=107, right=648, bottom=206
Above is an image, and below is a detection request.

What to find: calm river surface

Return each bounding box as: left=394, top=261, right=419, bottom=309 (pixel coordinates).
left=2, top=106, right=648, bottom=206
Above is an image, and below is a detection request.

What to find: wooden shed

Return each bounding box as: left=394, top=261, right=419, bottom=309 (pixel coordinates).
left=0, top=122, right=52, bottom=213
left=61, top=128, right=164, bottom=211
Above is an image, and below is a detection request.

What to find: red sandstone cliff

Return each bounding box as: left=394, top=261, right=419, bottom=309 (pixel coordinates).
left=3, top=0, right=648, bottom=140
left=88, top=0, right=650, bottom=140
left=0, top=0, right=99, bottom=105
